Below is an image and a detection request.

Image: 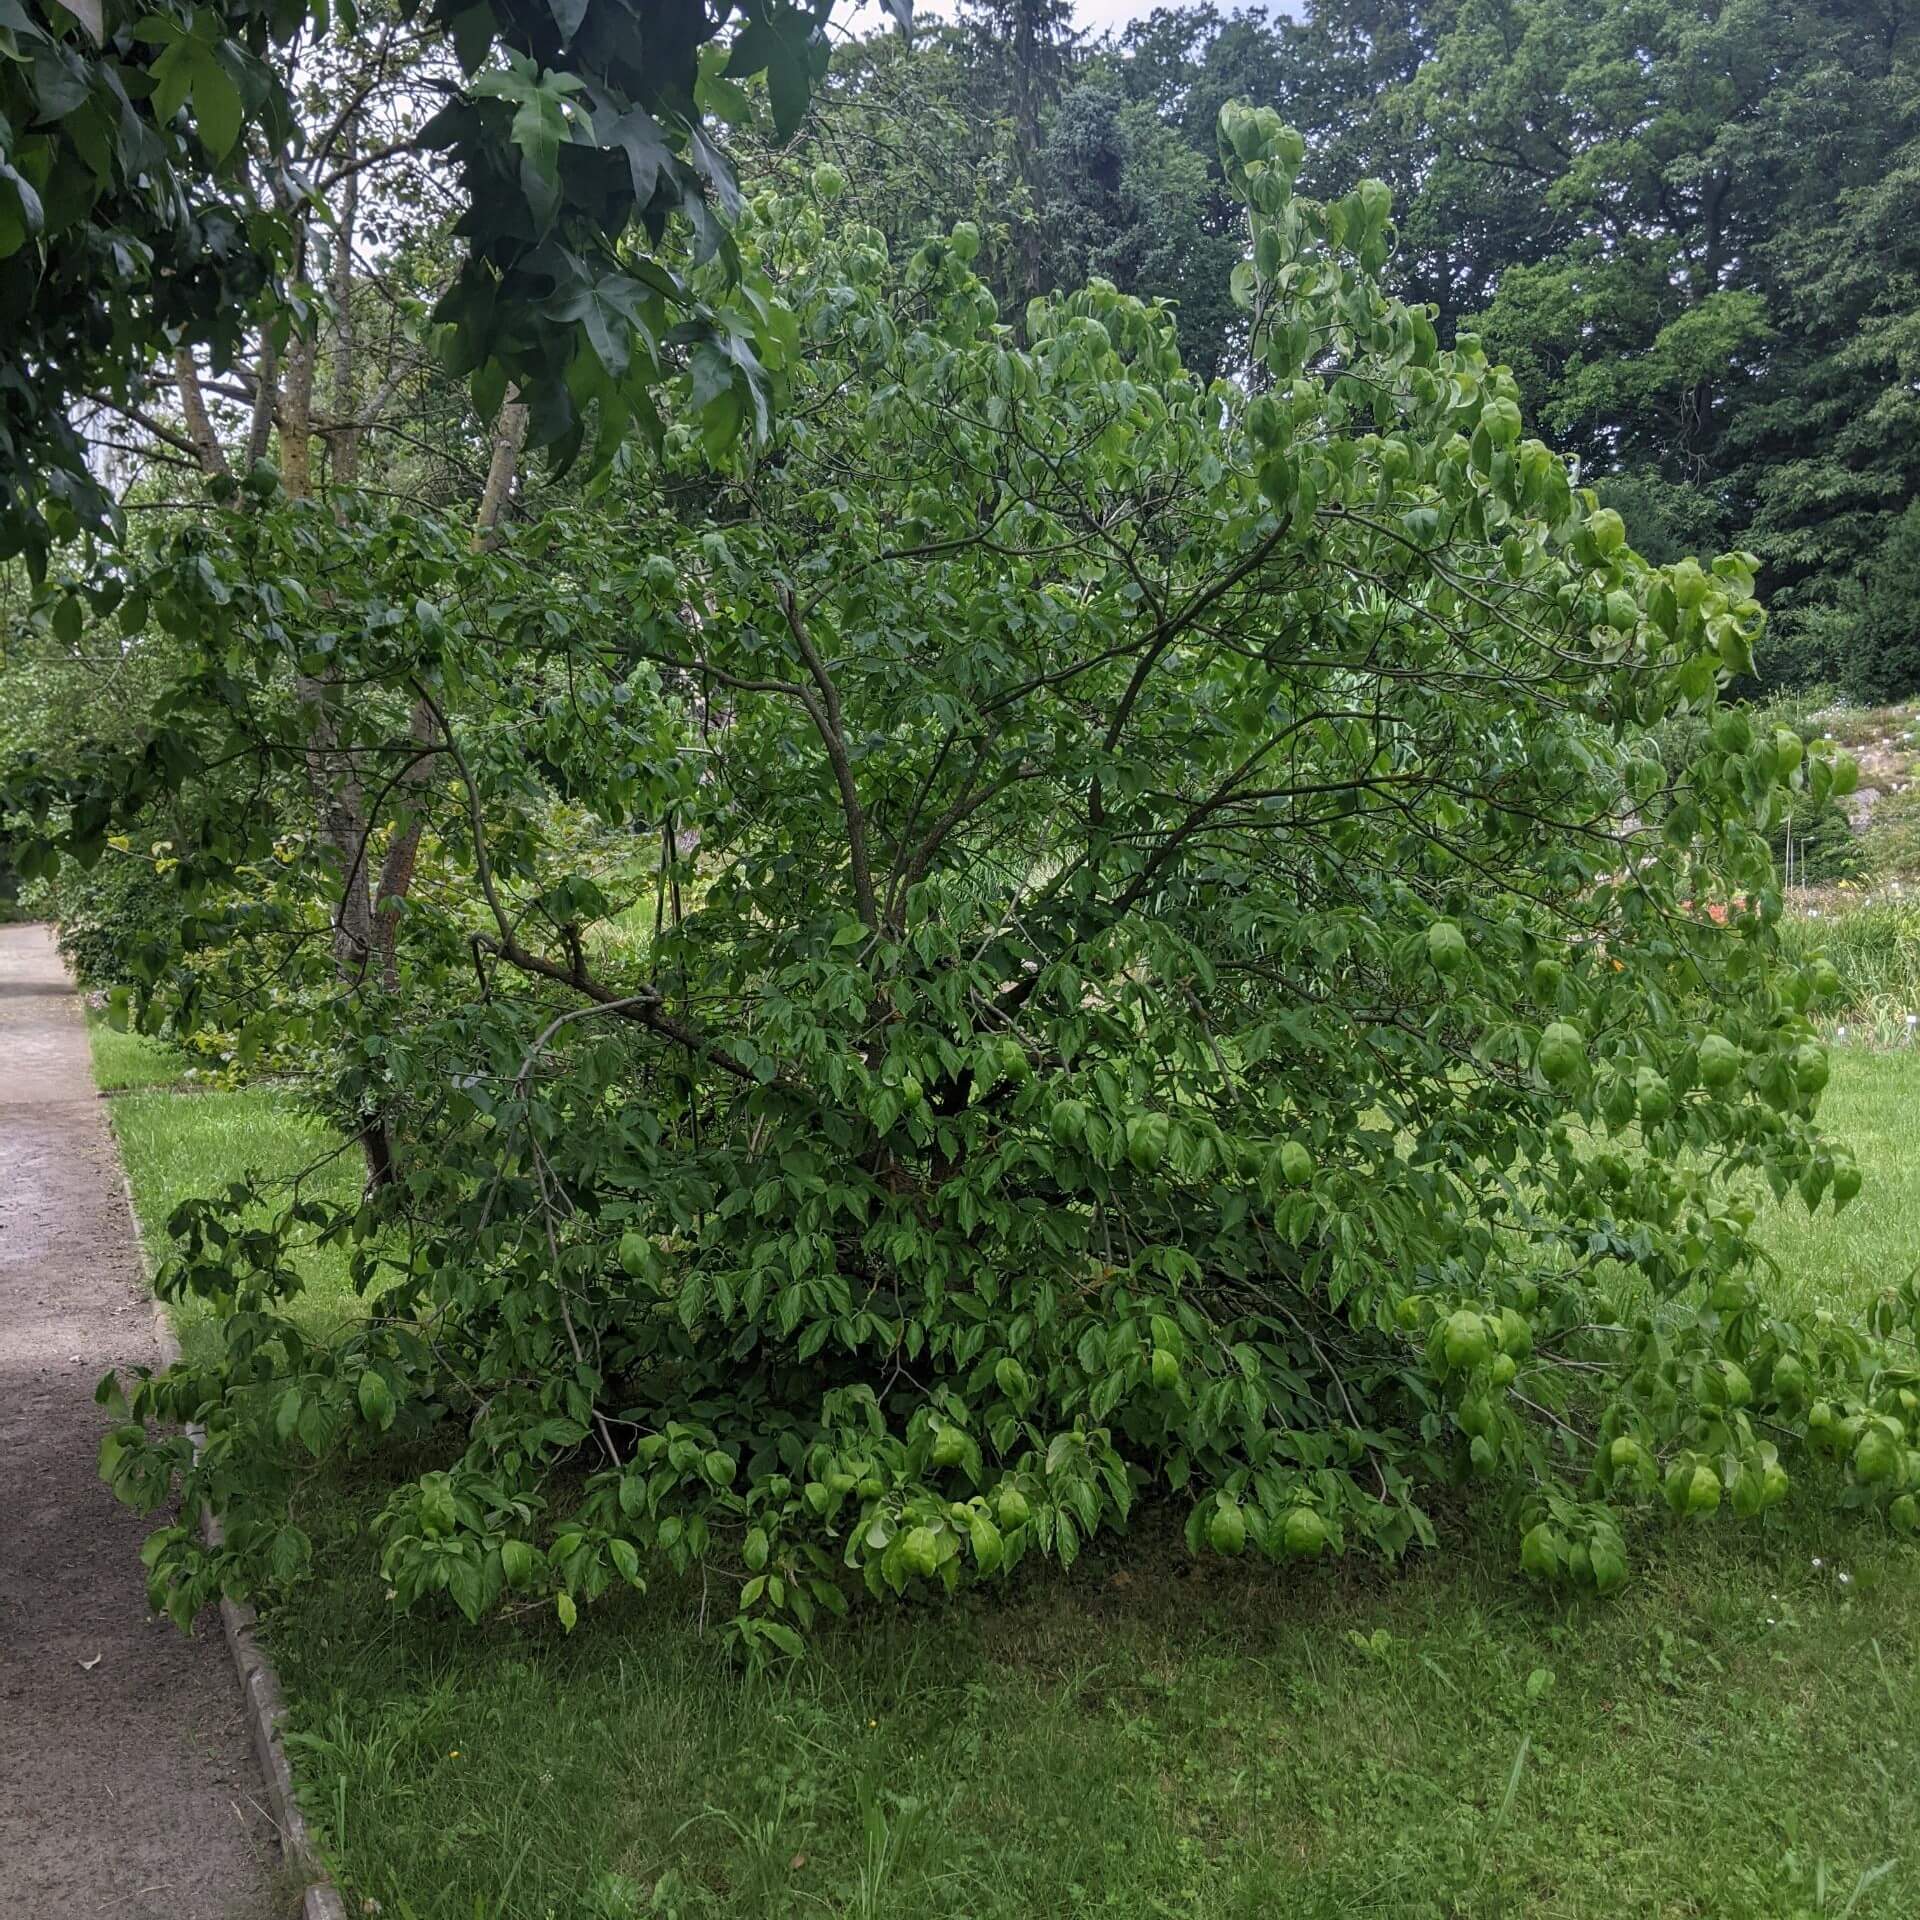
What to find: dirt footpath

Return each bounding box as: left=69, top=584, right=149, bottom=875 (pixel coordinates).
left=0, top=922, right=277, bottom=1919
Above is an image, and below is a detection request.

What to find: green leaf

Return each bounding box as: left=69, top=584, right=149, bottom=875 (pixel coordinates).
left=604, top=105, right=673, bottom=209
left=357, top=1369, right=395, bottom=1430
left=189, top=50, right=242, bottom=161
left=268, top=1525, right=310, bottom=1583
left=693, top=61, right=754, bottom=133
left=149, top=36, right=194, bottom=125
left=501, top=1538, right=536, bottom=1589
left=756, top=1619, right=804, bottom=1658
left=448, top=2, right=494, bottom=74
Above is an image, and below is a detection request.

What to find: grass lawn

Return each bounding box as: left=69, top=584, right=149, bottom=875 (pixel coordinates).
left=89, top=1016, right=203, bottom=1092
left=97, top=1025, right=1920, bottom=1920
left=95, top=1021, right=360, bottom=1362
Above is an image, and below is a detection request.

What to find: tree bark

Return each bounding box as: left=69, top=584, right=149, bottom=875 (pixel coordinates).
left=245, top=332, right=278, bottom=472
left=172, top=350, right=230, bottom=480
left=369, top=395, right=528, bottom=990
left=279, top=330, right=317, bottom=500
left=474, top=392, right=528, bottom=544
left=329, top=120, right=362, bottom=489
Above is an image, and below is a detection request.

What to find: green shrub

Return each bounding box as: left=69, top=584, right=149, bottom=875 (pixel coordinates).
left=42, top=115, right=1895, bottom=1656
left=1867, top=786, right=1920, bottom=881
left=52, top=846, right=184, bottom=990
left=1772, top=792, right=1867, bottom=885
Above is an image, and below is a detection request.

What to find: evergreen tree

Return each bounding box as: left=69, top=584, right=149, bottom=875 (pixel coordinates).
left=1845, top=500, right=1920, bottom=703
left=960, top=0, right=1079, bottom=299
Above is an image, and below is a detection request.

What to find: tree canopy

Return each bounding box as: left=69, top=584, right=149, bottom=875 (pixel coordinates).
left=0, top=0, right=840, bottom=566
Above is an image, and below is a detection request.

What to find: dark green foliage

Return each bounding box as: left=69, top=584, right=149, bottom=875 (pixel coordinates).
left=812, top=0, right=1919, bottom=689
left=1842, top=502, right=1920, bottom=705
left=1736, top=100, right=1920, bottom=678
left=0, top=0, right=294, bottom=568
left=51, top=848, right=181, bottom=993
left=1401, top=0, right=1920, bottom=687
left=0, top=0, right=841, bottom=564
left=1773, top=797, right=1868, bottom=888
left=418, top=0, right=843, bottom=469
left=1042, top=76, right=1242, bottom=379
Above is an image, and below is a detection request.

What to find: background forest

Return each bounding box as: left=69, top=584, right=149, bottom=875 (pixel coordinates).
left=834, top=0, right=1920, bottom=700
left=8, top=0, right=1914, bottom=690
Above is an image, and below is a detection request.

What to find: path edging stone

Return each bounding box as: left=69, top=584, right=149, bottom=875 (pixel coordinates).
left=122, top=1167, right=351, bottom=1920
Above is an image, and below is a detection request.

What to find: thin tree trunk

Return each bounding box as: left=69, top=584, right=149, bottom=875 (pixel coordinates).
left=329, top=121, right=362, bottom=489
left=370, top=394, right=527, bottom=990
left=279, top=330, right=317, bottom=499
left=245, top=332, right=278, bottom=471
left=280, top=247, right=376, bottom=1004
left=474, top=392, right=528, bottom=544
left=172, top=349, right=230, bottom=480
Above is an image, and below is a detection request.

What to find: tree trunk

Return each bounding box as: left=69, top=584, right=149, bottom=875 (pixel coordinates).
left=279, top=330, right=317, bottom=500
left=277, top=222, right=380, bottom=1110
left=173, top=350, right=230, bottom=480
left=329, top=121, right=362, bottom=489
left=474, top=392, right=528, bottom=544
left=245, top=331, right=278, bottom=472
left=370, top=395, right=527, bottom=990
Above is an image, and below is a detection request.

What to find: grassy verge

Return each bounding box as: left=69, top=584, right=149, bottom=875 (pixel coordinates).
left=93, top=1018, right=360, bottom=1359
left=89, top=1015, right=200, bottom=1092
left=98, top=1028, right=1920, bottom=1920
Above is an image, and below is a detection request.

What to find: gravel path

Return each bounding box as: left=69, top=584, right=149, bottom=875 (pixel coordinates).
left=0, top=922, right=279, bottom=1918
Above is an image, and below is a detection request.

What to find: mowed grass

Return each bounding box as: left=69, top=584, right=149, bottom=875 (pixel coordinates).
left=95, top=1020, right=361, bottom=1358
left=1754, top=1046, right=1920, bottom=1317
left=98, top=1029, right=1920, bottom=1920
left=89, top=1015, right=200, bottom=1091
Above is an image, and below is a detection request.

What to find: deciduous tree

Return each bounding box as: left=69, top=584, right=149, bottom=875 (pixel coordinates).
left=22, top=110, right=1894, bottom=1654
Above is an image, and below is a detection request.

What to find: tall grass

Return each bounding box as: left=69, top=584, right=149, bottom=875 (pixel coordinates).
left=1780, top=897, right=1920, bottom=1047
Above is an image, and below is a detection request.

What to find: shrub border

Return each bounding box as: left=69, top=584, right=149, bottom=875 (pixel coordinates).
left=121, top=1164, right=349, bottom=1920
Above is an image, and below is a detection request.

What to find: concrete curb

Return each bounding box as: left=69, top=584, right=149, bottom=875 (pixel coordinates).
left=119, top=1165, right=351, bottom=1920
